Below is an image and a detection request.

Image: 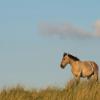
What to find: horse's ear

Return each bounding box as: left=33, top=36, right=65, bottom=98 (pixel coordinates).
left=63, top=52, right=67, bottom=57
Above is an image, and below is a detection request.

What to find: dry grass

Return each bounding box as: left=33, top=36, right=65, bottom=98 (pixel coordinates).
left=0, top=80, right=100, bottom=100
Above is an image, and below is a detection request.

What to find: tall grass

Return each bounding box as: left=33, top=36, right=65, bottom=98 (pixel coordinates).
left=0, top=80, right=100, bottom=100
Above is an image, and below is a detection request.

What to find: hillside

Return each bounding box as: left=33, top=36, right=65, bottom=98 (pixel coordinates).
left=0, top=80, right=100, bottom=100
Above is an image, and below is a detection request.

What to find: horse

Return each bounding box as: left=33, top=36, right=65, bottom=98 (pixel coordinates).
left=60, top=53, right=99, bottom=82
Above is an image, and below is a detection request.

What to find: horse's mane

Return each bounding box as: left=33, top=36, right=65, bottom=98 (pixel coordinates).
left=63, top=53, right=80, bottom=61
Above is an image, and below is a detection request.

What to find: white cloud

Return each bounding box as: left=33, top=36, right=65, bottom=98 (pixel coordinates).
left=94, top=20, right=100, bottom=36
left=38, top=20, right=100, bottom=38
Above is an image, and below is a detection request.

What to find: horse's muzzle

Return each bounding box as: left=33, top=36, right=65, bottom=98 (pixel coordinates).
left=60, top=64, right=65, bottom=69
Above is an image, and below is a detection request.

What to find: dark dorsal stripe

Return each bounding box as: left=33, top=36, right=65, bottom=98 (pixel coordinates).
left=63, top=53, right=80, bottom=61
left=68, top=54, right=80, bottom=61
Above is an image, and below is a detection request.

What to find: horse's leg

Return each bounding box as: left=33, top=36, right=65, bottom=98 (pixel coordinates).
left=87, top=76, right=91, bottom=80
left=92, top=62, right=99, bottom=81
left=74, top=76, right=80, bottom=84
left=91, top=72, right=98, bottom=81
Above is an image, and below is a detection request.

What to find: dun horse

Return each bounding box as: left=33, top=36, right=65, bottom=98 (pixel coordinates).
left=60, top=53, right=99, bottom=82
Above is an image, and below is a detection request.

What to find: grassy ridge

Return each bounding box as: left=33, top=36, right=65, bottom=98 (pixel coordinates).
left=0, top=80, right=100, bottom=100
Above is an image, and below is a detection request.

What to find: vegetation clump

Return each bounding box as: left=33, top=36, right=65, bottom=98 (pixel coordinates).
left=0, top=80, right=100, bottom=100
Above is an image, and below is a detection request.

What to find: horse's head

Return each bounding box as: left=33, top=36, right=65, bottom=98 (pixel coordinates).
left=60, top=53, right=70, bottom=69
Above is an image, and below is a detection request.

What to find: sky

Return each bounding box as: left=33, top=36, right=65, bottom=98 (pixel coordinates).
left=0, top=0, right=100, bottom=88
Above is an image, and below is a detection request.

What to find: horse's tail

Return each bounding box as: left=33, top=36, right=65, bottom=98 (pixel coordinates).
left=93, top=62, right=99, bottom=81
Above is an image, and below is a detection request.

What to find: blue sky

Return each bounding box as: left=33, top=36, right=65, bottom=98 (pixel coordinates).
left=0, top=0, right=100, bottom=88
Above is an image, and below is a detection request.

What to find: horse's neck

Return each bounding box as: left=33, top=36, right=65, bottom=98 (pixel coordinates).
left=69, top=59, right=78, bottom=69
left=69, top=59, right=75, bottom=66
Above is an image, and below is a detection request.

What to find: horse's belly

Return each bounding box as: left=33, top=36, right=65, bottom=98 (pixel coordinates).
left=82, top=67, right=93, bottom=77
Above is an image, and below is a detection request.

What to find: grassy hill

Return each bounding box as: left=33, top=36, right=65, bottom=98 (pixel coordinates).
left=0, top=80, right=100, bottom=100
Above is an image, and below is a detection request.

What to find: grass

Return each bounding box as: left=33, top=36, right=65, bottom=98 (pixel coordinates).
left=0, top=80, right=100, bottom=100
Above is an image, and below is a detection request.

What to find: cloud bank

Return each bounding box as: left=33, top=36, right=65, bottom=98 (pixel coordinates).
left=39, top=20, right=100, bottom=38
left=94, top=20, right=100, bottom=37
